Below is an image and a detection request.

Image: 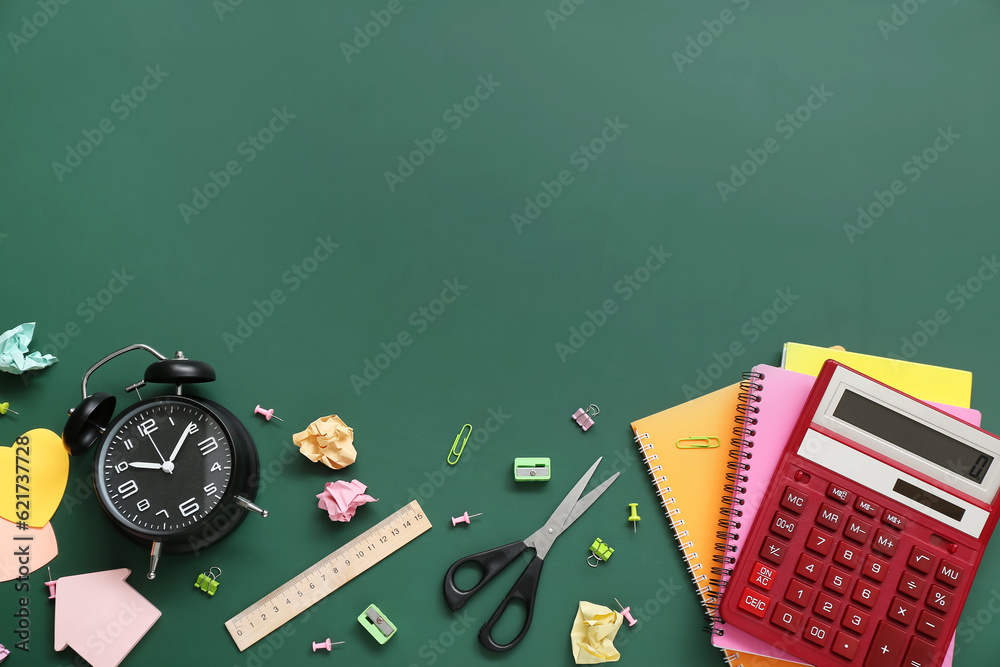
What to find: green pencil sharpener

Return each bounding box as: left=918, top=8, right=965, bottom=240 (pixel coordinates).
left=359, top=604, right=396, bottom=644
left=514, top=457, right=551, bottom=482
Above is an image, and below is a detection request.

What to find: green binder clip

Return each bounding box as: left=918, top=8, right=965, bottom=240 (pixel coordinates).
left=514, top=457, right=551, bottom=482
left=587, top=538, right=613, bottom=567
left=194, top=567, right=221, bottom=596
left=359, top=604, right=396, bottom=644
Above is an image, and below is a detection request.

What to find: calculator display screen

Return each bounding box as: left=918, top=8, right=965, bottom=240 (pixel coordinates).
left=833, top=390, right=994, bottom=484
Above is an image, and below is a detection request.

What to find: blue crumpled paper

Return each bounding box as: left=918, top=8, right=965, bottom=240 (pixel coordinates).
left=0, top=323, right=59, bottom=375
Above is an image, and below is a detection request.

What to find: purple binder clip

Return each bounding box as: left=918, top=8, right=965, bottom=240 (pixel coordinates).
left=572, top=404, right=599, bottom=431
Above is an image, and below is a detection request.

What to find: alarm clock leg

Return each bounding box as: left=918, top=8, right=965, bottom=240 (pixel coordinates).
left=147, top=541, right=162, bottom=580
left=235, top=496, right=269, bottom=518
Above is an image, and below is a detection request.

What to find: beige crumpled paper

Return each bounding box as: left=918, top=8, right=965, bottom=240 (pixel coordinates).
left=293, top=414, right=357, bottom=469
left=570, top=601, right=624, bottom=664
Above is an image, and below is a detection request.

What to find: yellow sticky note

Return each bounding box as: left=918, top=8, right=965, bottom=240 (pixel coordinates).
left=0, top=429, right=69, bottom=527
left=570, top=601, right=624, bottom=664
left=782, top=343, right=972, bottom=407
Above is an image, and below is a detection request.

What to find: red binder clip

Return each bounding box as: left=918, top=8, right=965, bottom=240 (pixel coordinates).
left=572, top=405, right=599, bottom=431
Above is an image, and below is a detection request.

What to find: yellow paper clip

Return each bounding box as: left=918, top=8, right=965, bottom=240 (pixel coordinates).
left=447, top=424, right=472, bottom=465
left=675, top=436, right=720, bottom=449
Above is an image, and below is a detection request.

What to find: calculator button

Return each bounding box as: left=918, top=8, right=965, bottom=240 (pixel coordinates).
left=844, top=516, right=872, bottom=544
left=908, top=546, right=934, bottom=573
left=795, top=553, right=823, bottom=582
left=827, top=483, right=850, bottom=504
left=737, top=586, right=770, bottom=618
left=784, top=579, right=813, bottom=607
left=750, top=561, right=776, bottom=591
left=864, top=621, right=906, bottom=667
left=935, top=559, right=964, bottom=587
left=831, top=631, right=860, bottom=661
left=760, top=537, right=786, bottom=564
left=806, top=527, right=833, bottom=556
left=903, top=636, right=935, bottom=667
left=770, top=603, right=802, bottom=633
left=813, top=592, right=841, bottom=621
left=803, top=617, right=831, bottom=647
left=823, top=566, right=850, bottom=594
left=916, top=610, right=944, bottom=639
left=816, top=503, right=844, bottom=531
left=882, top=509, right=906, bottom=530
left=888, top=596, right=915, bottom=626
left=834, top=541, right=861, bottom=570
left=897, top=571, right=925, bottom=599
left=841, top=605, right=870, bottom=634
left=926, top=584, right=953, bottom=613
left=854, top=496, right=879, bottom=517
left=780, top=486, right=808, bottom=514
left=770, top=511, right=798, bottom=539
left=851, top=579, right=879, bottom=608
left=862, top=554, right=888, bottom=582
left=871, top=530, right=898, bottom=557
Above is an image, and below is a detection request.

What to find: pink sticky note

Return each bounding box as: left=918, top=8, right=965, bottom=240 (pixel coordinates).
left=53, top=569, right=160, bottom=667
left=0, top=518, right=57, bottom=582
left=317, top=480, right=378, bottom=522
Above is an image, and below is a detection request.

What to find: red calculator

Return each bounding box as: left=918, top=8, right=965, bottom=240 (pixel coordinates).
left=721, top=360, right=1000, bottom=667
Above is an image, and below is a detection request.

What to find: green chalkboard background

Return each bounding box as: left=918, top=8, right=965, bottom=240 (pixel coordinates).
left=2, top=0, right=1000, bottom=665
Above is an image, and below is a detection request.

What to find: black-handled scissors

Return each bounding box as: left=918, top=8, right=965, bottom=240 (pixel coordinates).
left=443, top=457, right=620, bottom=651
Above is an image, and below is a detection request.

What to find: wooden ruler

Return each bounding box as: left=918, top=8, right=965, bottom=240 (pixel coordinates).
left=225, top=500, right=431, bottom=651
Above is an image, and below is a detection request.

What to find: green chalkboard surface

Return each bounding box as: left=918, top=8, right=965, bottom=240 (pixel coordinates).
left=2, top=0, right=1000, bottom=665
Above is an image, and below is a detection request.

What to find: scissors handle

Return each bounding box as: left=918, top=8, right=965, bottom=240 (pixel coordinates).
left=478, top=555, right=544, bottom=652
left=443, top=540, right=528, bottom=610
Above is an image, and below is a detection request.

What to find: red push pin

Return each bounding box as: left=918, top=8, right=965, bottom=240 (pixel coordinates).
left=615, top=598, right=637, bottom=627
left=311, top=638, right=344, bottom=652
left=45, top=566, right=57, bottom=599
left=254, top=405, right=283, bottom=422
left=451, top=511, right=483, bottom=526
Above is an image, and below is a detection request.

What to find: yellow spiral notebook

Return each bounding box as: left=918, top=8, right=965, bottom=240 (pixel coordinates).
left=632, top=380, right=802, bottom=667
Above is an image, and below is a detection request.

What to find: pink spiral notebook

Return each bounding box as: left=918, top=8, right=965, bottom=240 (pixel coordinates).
left=710, top=365, right=974, bottom=664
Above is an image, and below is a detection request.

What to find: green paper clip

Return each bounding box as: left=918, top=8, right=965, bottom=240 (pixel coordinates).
left=587, top=538, right=613, bottom=567
left=359, top=604, right=396, bottom=644
left=675, top=436, right=720, bottom=449
left=194, top=567, right=221, bottom=596
left=447, top=424, right=472, bottom=465
left=514, top=457, right=551, bottom=482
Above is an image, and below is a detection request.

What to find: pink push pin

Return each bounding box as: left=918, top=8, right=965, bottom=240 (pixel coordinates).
left=615, top=598, right=637, bottom=627
left=311, top=638, right=344, bottom=652
left=572, top=404, right=599, bottom=431
left=45, top=566, right=57, bottom=600
left=254, top=405, right=283, bottom=422
left=451, top=511, right=483, bottom=526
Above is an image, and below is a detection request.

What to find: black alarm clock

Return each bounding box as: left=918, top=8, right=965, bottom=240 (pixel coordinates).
left=63, top=344, right=267, bottom=579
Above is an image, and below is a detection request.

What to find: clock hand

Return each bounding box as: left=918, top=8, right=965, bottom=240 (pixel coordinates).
left=145, top=432, right=167, bottom=463
left=167, top=423, right=195, bottom=463
left=129, top=462, right=165, bottom=470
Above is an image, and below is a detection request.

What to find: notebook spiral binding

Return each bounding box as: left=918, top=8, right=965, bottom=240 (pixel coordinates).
left=706, top=370, right=765, bottom=635
left=634, top=432, right=714, bottom=605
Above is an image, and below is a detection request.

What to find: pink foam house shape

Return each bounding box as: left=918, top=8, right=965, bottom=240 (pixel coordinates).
left=53, top=568, right=160, bottom=667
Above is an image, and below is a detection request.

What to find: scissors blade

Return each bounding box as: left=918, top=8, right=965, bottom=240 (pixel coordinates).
left=525, top=457, right=618, bottom=558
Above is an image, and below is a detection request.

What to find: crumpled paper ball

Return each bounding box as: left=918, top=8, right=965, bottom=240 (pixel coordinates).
left=293, top=414, right=357, bottom=469
left=570, top=601, right=624, bottom=664
left=316, top=479, right=378, bottom=522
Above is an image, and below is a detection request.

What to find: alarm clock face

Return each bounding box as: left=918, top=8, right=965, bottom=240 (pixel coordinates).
left=95, top=396, right=235, bottom=537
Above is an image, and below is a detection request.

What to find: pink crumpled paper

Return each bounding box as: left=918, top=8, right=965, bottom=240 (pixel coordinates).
left=316, top=480, right=378, bottom=522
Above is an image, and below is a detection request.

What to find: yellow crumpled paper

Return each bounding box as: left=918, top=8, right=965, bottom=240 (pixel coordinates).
left=570, top=601, right=623, bottom=664
left=293, top=415, right=357, bottom=469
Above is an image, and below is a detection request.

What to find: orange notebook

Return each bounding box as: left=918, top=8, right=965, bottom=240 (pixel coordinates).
left=632, top=379, right=802, bottom=667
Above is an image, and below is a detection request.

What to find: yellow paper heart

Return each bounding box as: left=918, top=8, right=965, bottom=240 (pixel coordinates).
left=0, top=429, right=69, bottom=528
